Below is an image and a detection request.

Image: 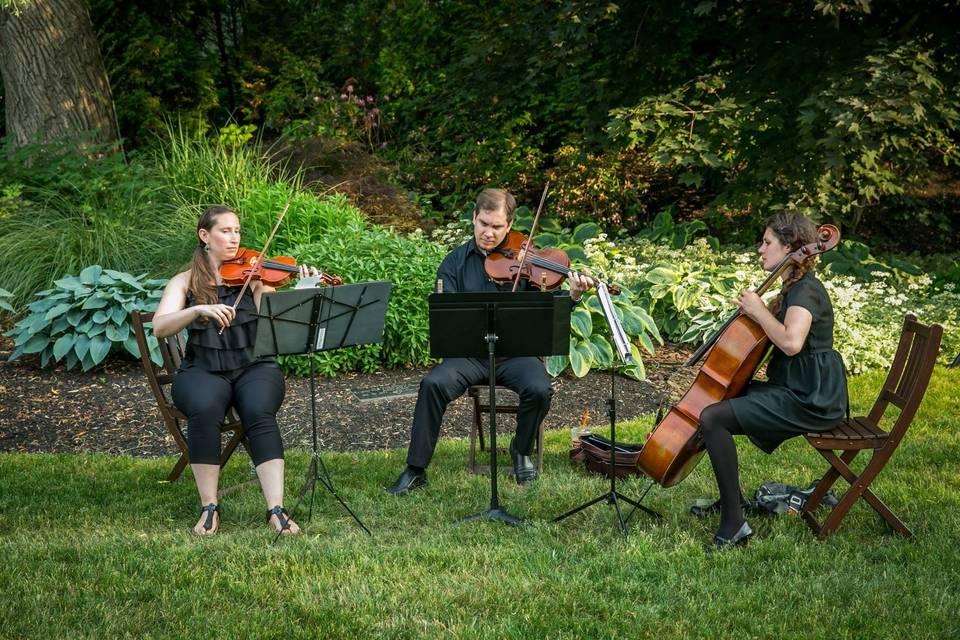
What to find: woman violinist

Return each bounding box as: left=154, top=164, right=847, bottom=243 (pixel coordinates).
left=152, top=205, right=322, bottom=536
left=697, top=212, right=848, bottom=548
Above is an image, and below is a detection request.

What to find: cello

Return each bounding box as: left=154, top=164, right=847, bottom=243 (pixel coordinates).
left=635, top=224, right=840, bottom=487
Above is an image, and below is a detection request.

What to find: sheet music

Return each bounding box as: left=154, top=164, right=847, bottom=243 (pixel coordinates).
left=595, top=282, right=633, bottom=365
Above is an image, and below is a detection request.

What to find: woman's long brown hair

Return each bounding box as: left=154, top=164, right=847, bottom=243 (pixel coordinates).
left=188, top=205, right=235, bottom=306
left=765, top=212, right=817, bottom=316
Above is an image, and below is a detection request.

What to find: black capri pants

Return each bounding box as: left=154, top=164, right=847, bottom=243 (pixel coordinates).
left=171, top=360, right=286, bottom=467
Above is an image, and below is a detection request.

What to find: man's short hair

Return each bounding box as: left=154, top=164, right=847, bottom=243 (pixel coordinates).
left=474, top=188, right=517, bottom=223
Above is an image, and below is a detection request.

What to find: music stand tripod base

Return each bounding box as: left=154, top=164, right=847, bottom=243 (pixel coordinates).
left=256, top=282, right=391, bottom=542
left=428, top=291, right=570, bottom=529
left=552, top=368, right=661, bottom=536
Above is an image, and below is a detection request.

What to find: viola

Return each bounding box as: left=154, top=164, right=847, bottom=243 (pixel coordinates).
left=635, top=224, right=840, bottom=487
left=220, top=247, right=342, bottom=288
left=484, top=230, right=621, bottom=295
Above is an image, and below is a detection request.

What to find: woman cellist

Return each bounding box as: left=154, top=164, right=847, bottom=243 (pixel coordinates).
left=697, top=212, right=848, bottom=549
left=152, top=205, right=323, bottom=536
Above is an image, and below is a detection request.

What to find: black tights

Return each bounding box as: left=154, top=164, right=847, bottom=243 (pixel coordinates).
left=700, top=401, right=745, bottom=538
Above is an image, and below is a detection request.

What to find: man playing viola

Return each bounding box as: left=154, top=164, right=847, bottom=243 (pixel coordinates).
left=386, top=188, right=593, bottom=494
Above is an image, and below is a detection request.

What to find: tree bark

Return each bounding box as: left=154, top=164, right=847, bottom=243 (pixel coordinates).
left=0, top=0, right=119, bottom=149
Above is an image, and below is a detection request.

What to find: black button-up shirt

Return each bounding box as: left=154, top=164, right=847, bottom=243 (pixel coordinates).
left=436, top=237, right=578, bottom=306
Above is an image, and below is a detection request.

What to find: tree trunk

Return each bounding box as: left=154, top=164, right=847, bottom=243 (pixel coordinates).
left=0, top=0, right=119, bottom=149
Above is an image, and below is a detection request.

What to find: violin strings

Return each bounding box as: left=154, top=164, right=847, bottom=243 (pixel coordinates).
left=259, top=259, right=299, bottom=273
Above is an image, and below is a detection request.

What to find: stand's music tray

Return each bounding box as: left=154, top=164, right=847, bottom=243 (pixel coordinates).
left=255, top=281, right=391, bottom=359
left=256, top=281, right=392, bottom=541
left=429, top=291, right=569, bottom=526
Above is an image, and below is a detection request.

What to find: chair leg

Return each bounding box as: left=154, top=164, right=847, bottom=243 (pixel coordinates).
left=468, top=415, right=479, bottom=474
left=536, top=422, right=545, bottom=473
left=220, top=430, right=246, bottom=468
left=860, top=487, right=912, bottom=537
left=802, top=449, right=858, bottom=536
left=168, top=454, right=188, bottom=483
left=811, top=448, right=910, bottom=539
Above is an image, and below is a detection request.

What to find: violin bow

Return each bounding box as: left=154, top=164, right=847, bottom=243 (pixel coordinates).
left=219, top=201, right=291, bottom=334
left=510, top=182, right=549, bottom=292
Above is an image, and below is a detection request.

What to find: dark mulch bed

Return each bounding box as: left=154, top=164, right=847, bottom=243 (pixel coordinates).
left=0, top=333, right=693, bottom=459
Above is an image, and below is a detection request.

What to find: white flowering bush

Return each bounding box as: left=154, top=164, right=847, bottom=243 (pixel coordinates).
left=586, top=235, right=960, bottom=374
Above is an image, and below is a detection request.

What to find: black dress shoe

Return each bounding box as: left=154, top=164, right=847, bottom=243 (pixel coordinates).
left=385, top=468, right=427, bottom=495
left=511, top=450, right=537, bottom=485
left=709, top=520, right=753, bottom=551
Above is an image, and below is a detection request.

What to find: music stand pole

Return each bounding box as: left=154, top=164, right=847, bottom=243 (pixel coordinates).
left=552, top=367, right=660, bottom=536
left=454, top=324, right=523, bottom=526
left=278, top=336, right=371, bottom=543
left=258, top=284, right=393, bottom=543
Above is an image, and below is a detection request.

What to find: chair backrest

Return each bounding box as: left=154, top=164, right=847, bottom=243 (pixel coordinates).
left=130, top=311, right=186, bottom=417
left=866, top=313, right=943, bottom=444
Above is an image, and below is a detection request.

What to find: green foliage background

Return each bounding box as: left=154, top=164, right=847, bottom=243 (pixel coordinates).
left=63, top=0, right=960, bottom=247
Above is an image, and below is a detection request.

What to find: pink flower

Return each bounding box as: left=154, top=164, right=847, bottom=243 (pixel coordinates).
left=383, top=95, right=390, bottom=102
left=370, top=107, right=380, bottom=116
left=346, top=85, right=354, bottom=93
left=313, top=96, right=321, bottom=102
left=366, top=96, right=374, bottom=103
left=340, top=93, right=347, bottom=100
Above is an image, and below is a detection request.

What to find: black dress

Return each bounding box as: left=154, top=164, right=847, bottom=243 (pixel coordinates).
left=728, top=272, right=848, bottom=454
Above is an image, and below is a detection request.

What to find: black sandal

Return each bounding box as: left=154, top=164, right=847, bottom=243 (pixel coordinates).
left=267, top=505, right=298, bottom=535
left=193, top=503, right=220, bottom=536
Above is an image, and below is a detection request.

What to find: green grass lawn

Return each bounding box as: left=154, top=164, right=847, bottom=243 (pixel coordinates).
left=2, top=367, right=959, bottom=639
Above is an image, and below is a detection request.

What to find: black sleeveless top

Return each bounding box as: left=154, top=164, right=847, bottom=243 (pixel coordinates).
left=181, top=285, right=271, bottom=372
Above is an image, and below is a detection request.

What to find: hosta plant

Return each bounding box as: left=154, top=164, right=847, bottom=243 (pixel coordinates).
left=5, top=266, right=167, bottom=370
left=545, top=288, right=663, bottom=381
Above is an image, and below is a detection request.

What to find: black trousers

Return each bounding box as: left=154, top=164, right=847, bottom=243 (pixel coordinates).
left=171, top=360, right=286, bottom=467
left=406, top=357, right=553, bottom=468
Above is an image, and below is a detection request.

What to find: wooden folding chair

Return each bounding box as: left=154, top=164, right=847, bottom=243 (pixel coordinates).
left=801, top=313, right=943, bottom=539
left=130, top=311, right=248, bottom=482
left=467, top=384, right=546, bottom=476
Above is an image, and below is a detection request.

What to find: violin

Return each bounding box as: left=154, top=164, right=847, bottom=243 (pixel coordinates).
left=484, top=231, right=621, bottom=295
left=220, top=247, right=342, bottom=288
left=635, top=224, right=840, bottom=487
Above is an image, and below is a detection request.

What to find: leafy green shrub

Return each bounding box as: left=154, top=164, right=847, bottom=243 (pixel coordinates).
left=545, top=290, right=662, bottom=381
left=542, top=143, right=657, bottom=230
left=0, top=135, right=193, bottom=309
left=154, top=124, right=367, bottom=259
left=282, top=226, right=447, bottom=376
left=636, top=209, right=718, bottom=251
left=4, top=266, right=166, bottom=370
left=588, top=231, right=960, bottom=374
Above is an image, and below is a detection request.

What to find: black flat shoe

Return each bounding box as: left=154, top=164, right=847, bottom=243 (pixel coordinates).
left=511, top=451, right=537, bottom=485
left=386, top=468, right=427, bottom=495
left=709, top=521, right=753, bottom=551
left=690, top=498, right=752, bottom=518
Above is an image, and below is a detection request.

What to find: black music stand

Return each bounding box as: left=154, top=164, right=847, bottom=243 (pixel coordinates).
left=429, top=291, right=569, bottom=526
left=255, top=281, right=391, bottom=541
left=552, top=285, right=660, bottom=536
